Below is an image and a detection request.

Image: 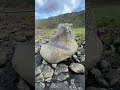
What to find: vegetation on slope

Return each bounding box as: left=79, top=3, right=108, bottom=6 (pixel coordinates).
left=35, top=10, right=85, bottom=29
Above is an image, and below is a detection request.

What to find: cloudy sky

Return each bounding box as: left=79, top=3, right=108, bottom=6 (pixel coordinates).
left=35, top=0, right=85, bottom=19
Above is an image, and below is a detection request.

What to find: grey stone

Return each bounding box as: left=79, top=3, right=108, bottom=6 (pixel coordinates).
left=35, top=82, right=45, bottom=90
left=12, top=43, right=35, bottom=86
left=52, top=64, right=57, bottom=68
left=100, top=60, right=110, bottom=69
left=45, top=77, right=52, bottom=82
left=96, top=78, right=109, bottom=87
left=79, top=55, right=85, bottom=62
left=56, top=73, right=69, bottom=81
left=69, top=63, right=85, bottom=73
left=35, top=46, right=40, bottom=54
left=42, top=65, right=54, bottom=78
left=73, top=55, right=78, bottom=60
left=90, top=68, right=102, bottom=77
left=36, top=73, right=44, bottom=82
left=85, top=10, right=103, bottom=70
left=42, top=59, right=48, bottom=65
left=40, top=23, right=78, bottom=64
left=54, top=64, right=68, bottom=75
left=49, top=82, right=69, bottom=90
left=35, top=65, right=44, bottom=76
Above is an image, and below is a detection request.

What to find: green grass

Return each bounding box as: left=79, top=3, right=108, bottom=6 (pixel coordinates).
left=95, top=5, right=120, bottom=27
left=39, top=27, right=85, bottom=40
left=74, top=28, right=85, bottom=37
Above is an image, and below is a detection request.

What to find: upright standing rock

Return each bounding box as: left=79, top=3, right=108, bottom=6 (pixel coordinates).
left=12, top=42, right=34, bottom=86
left=40, top=23, right=78, bottom=64
left=85, top=4, right=103, bottom=70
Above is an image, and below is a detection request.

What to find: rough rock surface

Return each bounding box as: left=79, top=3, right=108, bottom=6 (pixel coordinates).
left=40, top=23, right=78, bottom=64
left=35, top=23, right=85, bottom=90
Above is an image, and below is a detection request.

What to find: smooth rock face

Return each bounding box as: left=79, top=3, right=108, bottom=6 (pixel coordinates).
left=12, top=43, right=34, bottom=86
left=40, top=23, right=78, bottom=64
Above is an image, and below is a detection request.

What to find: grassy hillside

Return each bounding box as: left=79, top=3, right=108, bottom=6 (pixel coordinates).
left=95, top=5, right=120, bottom=27
left=35, top=10, right=85, bottom=29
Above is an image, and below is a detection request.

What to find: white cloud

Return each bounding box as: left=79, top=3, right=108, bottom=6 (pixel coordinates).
left=62, top=5, right=72, bottom=14
left=36, top=0, right=44, bottom=6
left=35, top=0, right=85, bottom=19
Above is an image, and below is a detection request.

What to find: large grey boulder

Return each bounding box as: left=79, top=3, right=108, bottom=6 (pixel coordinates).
left=85, top=8, right=103, bottom=70
left=12, top=42, right=34, bottom=86
left=40, top=23, right=78, bottom=64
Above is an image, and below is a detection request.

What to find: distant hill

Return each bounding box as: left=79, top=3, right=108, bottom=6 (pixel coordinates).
left=35, top=10, right=85, bottom=29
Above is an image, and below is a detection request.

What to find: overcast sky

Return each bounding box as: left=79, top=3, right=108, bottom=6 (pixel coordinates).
left=35, top=0, right=85, bottom=19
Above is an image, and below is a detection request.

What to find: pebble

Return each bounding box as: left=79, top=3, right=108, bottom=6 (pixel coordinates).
left=56, top=73, right=69, bottom=81
left=73, top=55, right=78, bottom=60
left=69, top=63, right=85, bottom=74
left=54, top=64, right=68, bottom=75
left=35, top=82, right=45, bottom=90
left=52, top=64, right=57, bottom=68
left=35, top=65, right=44, bottom=76
left=42, top=59, right=48, bottom=65
left=42, top=65, right=54, bottom=78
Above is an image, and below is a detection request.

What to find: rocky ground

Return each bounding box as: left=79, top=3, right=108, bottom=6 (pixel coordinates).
left=35, top=28, right=85, bottom=90
left=0, top=12, right=34, bottom=90
left=86, top=27, right=120, bottom=90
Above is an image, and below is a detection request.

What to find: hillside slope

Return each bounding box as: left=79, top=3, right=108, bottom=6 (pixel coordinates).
left=35, top=10, right=85, bottom=29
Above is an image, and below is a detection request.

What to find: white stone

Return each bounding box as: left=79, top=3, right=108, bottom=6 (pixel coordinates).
left=52, top=64, right=57, bottom=68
